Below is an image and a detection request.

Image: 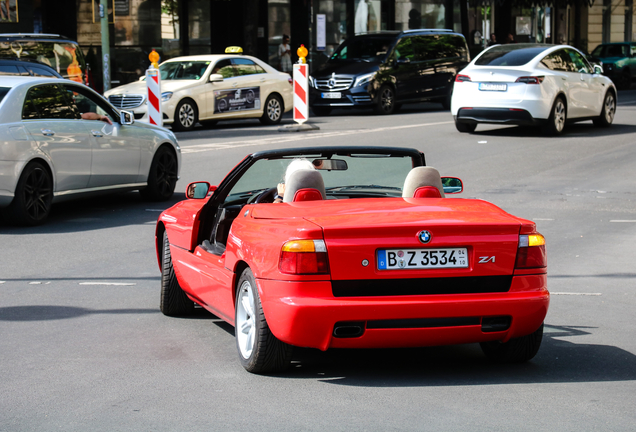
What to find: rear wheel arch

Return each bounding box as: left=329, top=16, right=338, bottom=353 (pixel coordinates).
left=155, top=222, right=166, bottom=268
left=266, top=91, right=285, bottom=112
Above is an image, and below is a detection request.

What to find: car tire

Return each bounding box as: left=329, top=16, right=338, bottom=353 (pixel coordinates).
left=7, top=161, right=53, bottom=226
left=593, top=91, right=616, bottom=127
left=373, top=85, right=396, bottom=115
left=480, top=323, right=544, bottom=364
left=173, top=99, right=198, bottom=131
left=311, top=106, right=331, bottom=116
left=235, top=267, right=293, bottom=374
left=260, top=94, right=284, bottom=125
left=140, top=146, right=178, bottom=201
left=543, top=96, right=566, bottom=136
left=455, top=121, right=477, bottom=133
left=160, top=231, right=195, bottom=317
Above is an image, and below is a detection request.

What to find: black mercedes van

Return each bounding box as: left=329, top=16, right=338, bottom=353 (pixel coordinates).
left=308, top=29, right=469, bottom=115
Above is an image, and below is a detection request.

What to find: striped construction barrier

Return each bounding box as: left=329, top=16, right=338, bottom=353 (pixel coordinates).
left=146, top=67, right=162, bottom=126
left=293, top=63, right=308, bottom=124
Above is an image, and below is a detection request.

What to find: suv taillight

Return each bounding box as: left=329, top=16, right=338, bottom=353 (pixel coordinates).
left=280, top=240, right=329, bottom=275
left=516, top=76, right=544, bottom=84
left=455, top=74, right=471, bottom=82
left=515, top=234, right=547, bottom=269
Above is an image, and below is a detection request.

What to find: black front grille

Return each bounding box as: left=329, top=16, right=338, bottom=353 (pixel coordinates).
left=367, top=317, right=480, bottom=329
left=331, top=275, right=512, bottom=297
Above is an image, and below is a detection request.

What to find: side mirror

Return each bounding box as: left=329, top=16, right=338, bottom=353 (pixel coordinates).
left=120, top=110, right=134, bottom=125
left=593, top=64, right=603, bottom=74
left=209, top=73, right=224, bottom=83
left=441, top=177, right=463, bottom=194
left=186, top=181, right=216, bottom=199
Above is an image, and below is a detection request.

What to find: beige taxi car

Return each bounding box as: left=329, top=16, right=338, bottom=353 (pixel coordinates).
left=105, top=49, right=293, bottom=131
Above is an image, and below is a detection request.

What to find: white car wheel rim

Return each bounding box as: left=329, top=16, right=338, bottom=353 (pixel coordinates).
left=554, top=101, right=565, bottom=132
left=236, top=280, right=256, bottom=359
left=268, top=99, right=281, bottom=121
left=605, top=95, right=615, bottom=123
left=179, top=104, right=195, bottom=128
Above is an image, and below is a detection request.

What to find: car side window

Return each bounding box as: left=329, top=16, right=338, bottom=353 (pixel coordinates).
left=566, top=49, right=590, bottom=73
left=394, top=37, right=416, bottom=62
left=540, top=51, right=568, bottom=71
left=0, top=65, right=25, bottom=76
left=212, top=59, right=236, bottom=79
left=27, top=65, right=58, bottom=77
left=414, top=36, right=435, bottom=61
left=62, top=84, right=115, bottom=121
left=232, top=58, right=262, bottom=76
left=22, top=84, right=79, bottom=120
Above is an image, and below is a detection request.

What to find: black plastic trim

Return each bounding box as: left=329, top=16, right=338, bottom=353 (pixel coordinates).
left=367, top=317, right=480, bottom=329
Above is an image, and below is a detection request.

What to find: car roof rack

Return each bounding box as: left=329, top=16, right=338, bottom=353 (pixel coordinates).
left=0, top=33, right=70, bottom=39
left=401, top=29, right=454, bottom=33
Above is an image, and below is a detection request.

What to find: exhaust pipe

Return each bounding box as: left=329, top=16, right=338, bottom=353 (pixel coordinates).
left=333, top=322, right=365, bottom=338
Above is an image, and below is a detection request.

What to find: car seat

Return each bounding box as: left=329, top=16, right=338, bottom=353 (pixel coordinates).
left=402, top=166, right=445, bottom=198
left=283, top=169, right=326, bottom=203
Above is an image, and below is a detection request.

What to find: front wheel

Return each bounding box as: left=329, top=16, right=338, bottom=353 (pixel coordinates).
left=7, top=161, right=53, bottom=226
left=235, top=268, right=292, bottom=374
left=593, top=91, right=616, bottom=127
left=455, top=121, right=477, bottom=133
left=480, top=323, right=544, bottom=363
left=543, top=96, right=566, bottom=135
left=173, top=99, right=198, bottom=131
left=260, top=94, right=284, bottom=125
left=160, top=231, right=195, bottom=316
left=140, top=146, right=178, bottom=201
left=373, top=85, right=396, bottom=115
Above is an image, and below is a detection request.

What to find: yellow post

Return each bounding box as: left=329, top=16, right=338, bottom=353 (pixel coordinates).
left=297, top=44, right=308, bottom=64
left=149, top=49, right=160, bottom=69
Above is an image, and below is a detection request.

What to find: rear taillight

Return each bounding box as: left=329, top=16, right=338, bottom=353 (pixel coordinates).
left=288, top=77, right=293, bottom=86
left=280, top=240, right=329, bottom=275
left=515, top=234, right=547, bottom=269
left=516, top=76, right=544, bottom=84
left=455, top=74, right=471, bottom=82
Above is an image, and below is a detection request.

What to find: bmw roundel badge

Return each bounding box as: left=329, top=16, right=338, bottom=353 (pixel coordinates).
left=418, top=230, right=432, bottom=244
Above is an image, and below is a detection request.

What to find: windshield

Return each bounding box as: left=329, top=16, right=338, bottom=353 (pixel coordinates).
left=592, top=44, right=627, bottom=58
left=476, top=45, right=550, bottom=66
left=0, top=86, right=10, bottom=103
left=330, top=37, right=394, bottom=62
left=226, top=154, right=415, bottom=203
left=0, top=41, right=84, bottom=83
left=160, top=61, right=211, bottom=80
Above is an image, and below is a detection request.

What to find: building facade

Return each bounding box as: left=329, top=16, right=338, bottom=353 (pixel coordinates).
left=1, top=0, right=635, bottom=91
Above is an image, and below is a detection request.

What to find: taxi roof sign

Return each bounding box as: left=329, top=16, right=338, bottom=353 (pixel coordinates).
left=225, top=46, right=243, bottom=54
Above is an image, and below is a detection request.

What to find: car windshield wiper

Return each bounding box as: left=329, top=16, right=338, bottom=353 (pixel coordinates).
left=326, top=185, right=402, bottom=192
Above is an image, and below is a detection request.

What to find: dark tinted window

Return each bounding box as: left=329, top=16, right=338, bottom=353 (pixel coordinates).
left=566, top=49, right=590, bottom=73
left=28, top=65, right=60, bottom=78
left=232, top=58, right=264, bottom=76
left=211, top=59, right=236, bottom=78
left=331, top=36, right=394, bottom=62
left=22, top=85, right=78, bottom=120
left=422, top=34, right=467, bottom=60
left=62, top=84, right=114, bottom=121
left=0, top=40, right=85, bottom=82
left=0, top=65, right=21, bottom=75
left=0, top=87, right=10, bottom=103
left=159, top=61, right=210, bottom=80
left=541, top=50, right=569, bottom=71
left=476, top=45, right=550, bottom=66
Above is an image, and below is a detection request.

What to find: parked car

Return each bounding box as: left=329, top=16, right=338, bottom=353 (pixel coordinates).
left=156, top=146, right=549, bottom=374
left=104, top=50, right=293, bottom=131
left=0, top=33, right=87, bottom=84
left=452, top=43, right=616, bottom=135
left=308, top=29, right=470, bottom=116
left=0, top=58, right=63, bottom=78
left=0, top=77, right=181, bottom=225
left=589, top=42, right=636, bottom=89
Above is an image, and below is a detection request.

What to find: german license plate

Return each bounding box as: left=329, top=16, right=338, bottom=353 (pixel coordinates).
left=321, top=92, right=341, bottom=99
left=479, top=83, right=507, bottom=91
left=377, top=248, right=468, bottom=270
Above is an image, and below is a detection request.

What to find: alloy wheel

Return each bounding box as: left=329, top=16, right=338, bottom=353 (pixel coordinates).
left=236, top=280, right=256, bottom=359
left=267, top=98, right=281, bottom=122
left=380, top=88, right=394, bottom=112
left=22, top=167, right=52, bottom=221
left=178, top=103, right=195, bottom=128
left=155, top=151, right=178, bottom=198
left=605, top=94, right=616, bottom=124
left=554, top=100, right=565, bottom=132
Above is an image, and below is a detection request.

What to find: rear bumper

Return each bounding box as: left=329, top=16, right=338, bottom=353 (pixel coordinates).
left=257, top=274, right=549, bottom=351
left=455, top=107, right=542, bottom=126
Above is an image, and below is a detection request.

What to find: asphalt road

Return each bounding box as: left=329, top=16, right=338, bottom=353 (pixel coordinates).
left=2, top=93, right=636, bottom=431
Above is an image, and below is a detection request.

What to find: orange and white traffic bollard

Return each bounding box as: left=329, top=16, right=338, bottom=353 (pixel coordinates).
left=146, top=49, right=162, bottom=126
left=293, top=45, right=309, bottom=125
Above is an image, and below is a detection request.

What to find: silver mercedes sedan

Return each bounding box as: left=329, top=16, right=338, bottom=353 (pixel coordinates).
left=0, top=77, right=181, bottom=225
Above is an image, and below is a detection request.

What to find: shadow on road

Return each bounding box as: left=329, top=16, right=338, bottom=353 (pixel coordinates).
left=0, top=191, right=185, bottom=234
left=470, top=122, right=636, bottom=138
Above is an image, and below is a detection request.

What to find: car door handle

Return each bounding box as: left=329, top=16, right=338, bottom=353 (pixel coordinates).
left=41, top=129, right=54, bottom=136
left=91, top=130, right=103, bottom=138
left=232, top=83, right=238, bottom=87
left=260, top=78, right=266, bottom=82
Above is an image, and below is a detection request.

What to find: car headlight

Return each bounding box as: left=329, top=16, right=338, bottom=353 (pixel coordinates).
left=161, top=92, right=173, bottom=102
left=353, top=72, right=377, bottom=87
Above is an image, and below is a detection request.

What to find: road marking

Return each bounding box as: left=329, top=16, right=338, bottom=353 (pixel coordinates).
left=0, top=281, right=5, bottom=284
left=477, top=141, right=487, bottom=144
left=145, top=209, right=164, bottom=212
left=180, top=121, right=454, bottom=154
left=533, top=218, right=554, bottom=221
left=610, top=220, right=636, bottom=223
left=551, top=292, right=602, bottom=296
left=79, top=282, right=137, bottom=286
left=29, top=281, right=42, bottom=285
